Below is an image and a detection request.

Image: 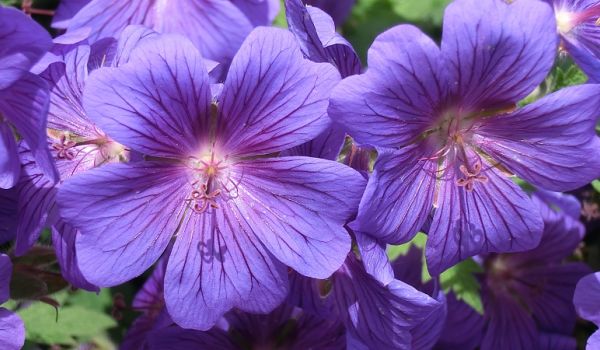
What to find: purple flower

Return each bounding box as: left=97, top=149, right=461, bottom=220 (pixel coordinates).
left=0, top=254, right=25, bottom=350
left=0, top=188, right=17, bottom=244
left=304, top=0, right=355, bottom=27
left=10, top=26, right=159, bottom=291
left=329, top=0, right=600, bottom=275
left=52, top=0, right=90, bottom=29
left=548, top=0, right=600, bottom=82
left=0, top=6, right=57, bottom=189
left=574, top=272, right=600, bottom=349
left=476, top=192, right=589, bottom=349
left=57, top=28, right=364, bottom=330
left=63, top=0, right=279, bottom=62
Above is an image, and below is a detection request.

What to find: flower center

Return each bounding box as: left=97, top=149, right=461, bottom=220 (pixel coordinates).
left=49, top=130, right=127, bottom=166
left=186, top=148, right=238, bottom=214
left=555, top=5, right=600, bottom=34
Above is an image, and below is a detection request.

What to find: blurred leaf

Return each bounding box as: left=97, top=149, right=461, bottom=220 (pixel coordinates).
left=552, top=63, right=587, bottom=91
left=387, top=232, right=427, bottom=260
left=592, top=180, right=600, bottom=193
left=440, top=258, right=484, bottom=314
left=389, top=0, right=451, bottom=25
left=273, top=0, right=288, bottom=28
left=19, top=303, right=117, bottom=345
left=0, top=0, right=20, bottom=6
left=66, top=289, right=113, bottom=312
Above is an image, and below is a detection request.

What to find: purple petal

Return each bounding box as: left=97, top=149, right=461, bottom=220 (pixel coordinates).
left=436, top=293, right=484, bottom=350
left=164, top=201, right=288, bottom=330
left=411, top=290, right=447, bottom=350
left=233, top=157, right=363, bottom=278
left=352, top=145, right=437, bottom=244
left=67, top=0, right=255, bottom=62
left=333, top=255, right=439, bottom=349
left=52, top=0, right=91, bottom=29
left=285, top=0, right=330, bottom=63
left=121, top=309, right=172, bottom=350
left=329, top=25, right=448, bottom=148
left=41, top=45, right=96, bottom=137
left=563, top=36, right=600, bottom=83
left=231, top=0, right=280, bottom=26
left=305, top=0, right=355, bottom=27
left=588, top=331, right=600, bottom=349
left=441, top=0, right=556, bottom=110
left=538, top=333, right=577, bottom=350
left=480, top=294, right=537, bottom=350
left=0, top=6, right=52, bottom=89
left=218, top=27, right=340, bottom=156
left=354, top=230, right=394, bottom=285
left=111, top=25, right=158, bottom=67
left=574, top=272, right=600, bottom=325
left=0, top=188, right=17, bottom=244
left=533, top=189, right=582, bottom=221
left=133, top=254, right=167, bottom=310
left=146, top=326, right=236, bottom=350
left=282, top=126, right=345, bottom=161
left=51, top=220, right=97, bottom=291
left=83, top=34, right=210, bottom=158
left=0, top=308, right=24, bottom=350
left=475, top=84, right=600, bottom=192
left=0, top=122, right=19, bottom=189
left=14, top=146, right=57, bottom=255
left=0, top=254, right=12, bottom=303
left=57, top=162, right=189, bottom=286
left=0, top=73, right=58, bottom=184
left=426, top=156, right=543, bottom=276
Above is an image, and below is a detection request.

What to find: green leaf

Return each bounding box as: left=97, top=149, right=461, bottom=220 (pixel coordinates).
left=592, top=179, right=600, bottom=193
left=65, top=289, right=113, bottom=312
left=273, top=0, right=288, bottom=28
left=389, top=0, right=451, bottom=26
left=18, top=303, right=117, bottom=345
left=552, top=63, right=588, bottom=91
left=440, top=259, right=484, bottom=314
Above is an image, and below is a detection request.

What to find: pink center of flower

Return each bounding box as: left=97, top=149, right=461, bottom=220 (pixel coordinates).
left=186, top=147, right=238, bottom=214
left=50, top=130, right=126, bottom=166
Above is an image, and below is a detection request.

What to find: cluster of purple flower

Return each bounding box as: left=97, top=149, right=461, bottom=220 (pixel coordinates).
left=1, top=0, right=600, bottom=349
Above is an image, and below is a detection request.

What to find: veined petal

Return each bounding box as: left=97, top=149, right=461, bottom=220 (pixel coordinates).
left=52, top=0, right=91, bottom=29
left=563, top=36, right=600, bottom=83
left=83, top=34, right=211, bottom=158
left=42, top=45, right=95, bottom=137
left=538, top=333, right=577, bottom=350
left=441, top=0, right=557, bottom=110
left=436, top=293, right=484, bottom=350
left=426, top=156, right=543, bottom=276
left=218, top=27, right=340, bottom=156
left=147, top=326, right=237, bottom=350
left=164, top=201, right=288, bottom=330
left=51, top=220, right=97, bottom=291
left=475, top=84, right=600, bottom=191
left=232, top=157, right=363, bottom=278
left=329, top=25, right=448, bottom=148
left=0, top=308, right=24, bottom=350
left=231, top=0, right=280, bottom=26
left=0, top=122, right=19, bottom=189
left=354, top=230, right=394, bottom=285
left=57, top=162, right=189, bottom=286
left=0, top=73, right=58, bottom=184
left=0, top=188, right=17, bottom=244
left=282, top=126, right=345, bottom=161
left=0, top=7, right=52, bottom=89
left=14, top=146, right=57, bottom=256
left=352, top=145, right=437, bottom=244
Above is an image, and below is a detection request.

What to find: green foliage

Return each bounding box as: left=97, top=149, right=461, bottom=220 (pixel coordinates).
left=386, top=232, right=427, bottom=261
left=440, top=259, right=484, bottom=314
left=552, top=63, right=588, bottom=91
left=344, top=0, right=448, bottom=62
left=0, top=0, right=20, bottom=6
left=592, top=180, right=600, bottom=193
left=273, top=0, right=288, bottom=28
left=18, top=290, right=117, bottom=346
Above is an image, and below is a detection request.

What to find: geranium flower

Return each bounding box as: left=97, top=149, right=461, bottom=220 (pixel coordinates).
left=329, top=0, right=600, bottom=275
left=57, top=28, right=365, bottom=330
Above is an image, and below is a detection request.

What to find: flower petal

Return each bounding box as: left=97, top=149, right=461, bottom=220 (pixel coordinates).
left=441, top=0, right=556, bottom=110
left=538, top=333, right=577, bottom=350
left=352, top=145, right=437, bottom=244
left=0, top=308, right=24, bottom=350
left=51, top=220, right=98, bottom=291
left=329, top=25, right=448, bottom=148
left=426, top=157, right=543, bottom=275
left=0, top=73, right=58, bottom=183
left=0, top=188, right=17, bottom=244
left=83, top=34, right=211, bottom=158
left=52, top=0, right=90, bottom=29
left=164, top=202, right=288, bottom=330
left=480, top=294, right=537, bottom=350
left=437, top=293, right=484, bottom=350
left=0, top=254, right=12, bottom=303
left=57, top=162, right=188, bottom=286
left=231, top=0, right=280, bottom=26
left=354, top=230, right=395, bottom=285
left=42, top=45, right=96, bottom=137
left=282, top=126, right=345, bottom=161
left=475, top=84, right=600, bottom=191
left=233, top=157, right=363, bottom=278
left=218, top=27, right=340, bottom=156
left=574, top=272, right=600, bottom=325
left=147, top=326, right=237, bottom=350
left=0, top=7, right=52, bottom=89
left=0, top=122, right=19, bottom=189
